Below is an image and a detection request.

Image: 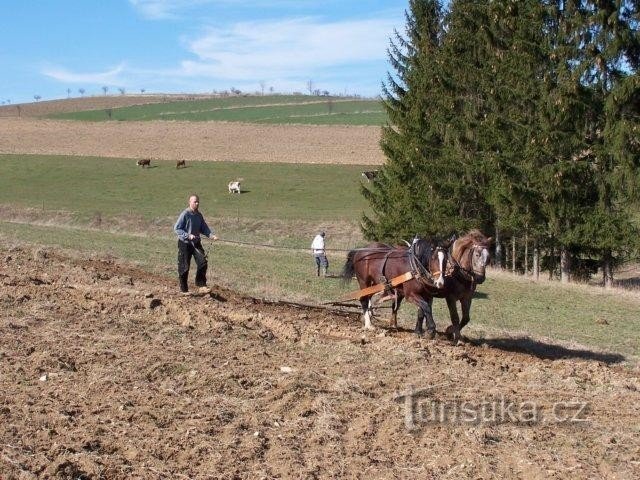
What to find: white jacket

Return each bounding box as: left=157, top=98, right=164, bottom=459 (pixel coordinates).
left=311, top=235, right=325, bottom=254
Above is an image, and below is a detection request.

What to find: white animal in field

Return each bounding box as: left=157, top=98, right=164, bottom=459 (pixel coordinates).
left=361, top=170, right=379, bottom=182
left=228, top=181, right=241, bottom=194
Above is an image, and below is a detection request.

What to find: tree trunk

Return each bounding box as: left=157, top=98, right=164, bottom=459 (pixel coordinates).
left=505, top=240, right=510, bottom=271
left=524, top=230, right=529, bottom=275
left=549, top=246, right=555, bottom=280
left=533, top=239, right=540, bottom=281
left=494, top=225, right=502, bottom=269
left=603, top=250, right=613, bottom=289
left=560, top=248, right=571, bottom=284
left=512, top=237, right=516, bottom=274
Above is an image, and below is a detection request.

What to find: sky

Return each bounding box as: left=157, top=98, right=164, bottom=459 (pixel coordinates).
left=0, top=0, right=411, bottom=105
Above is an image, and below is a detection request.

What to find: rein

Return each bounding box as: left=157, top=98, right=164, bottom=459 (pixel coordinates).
left=408, top=242, right=438, bottom=287
left=451, top=241, right=487, bottom=283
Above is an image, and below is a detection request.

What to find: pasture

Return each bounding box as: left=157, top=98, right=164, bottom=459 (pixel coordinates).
left=48, top=94, right=386, bottom=125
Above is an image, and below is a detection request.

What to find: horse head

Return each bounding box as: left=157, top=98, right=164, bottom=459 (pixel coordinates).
left=411, top=238, right=447, bottom=289
left=452, top=230, right=492, bottom=284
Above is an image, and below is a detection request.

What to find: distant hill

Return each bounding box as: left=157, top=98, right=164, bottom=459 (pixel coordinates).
left=0, top=94, right=219, bottom=118
left=0, top=94, right=383, bottom=126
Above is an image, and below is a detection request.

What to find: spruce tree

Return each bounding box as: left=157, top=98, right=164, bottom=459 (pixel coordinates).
left=572, top=0, right=640, bottom=286
left=362, top=0, right=448, bottom=241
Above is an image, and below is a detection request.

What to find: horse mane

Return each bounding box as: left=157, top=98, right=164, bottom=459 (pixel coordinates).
left=412, top=238, right=436, bottom=266
left=452, top=230, right=490, bottom=259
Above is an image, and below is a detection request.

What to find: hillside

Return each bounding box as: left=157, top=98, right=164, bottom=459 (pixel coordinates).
left=0, top=94, right=215, bottom=118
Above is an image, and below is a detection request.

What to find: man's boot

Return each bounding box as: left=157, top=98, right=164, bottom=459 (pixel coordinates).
left=179, top=272, right=189, bottom=293
left=316, top=265, right=320, bottom=277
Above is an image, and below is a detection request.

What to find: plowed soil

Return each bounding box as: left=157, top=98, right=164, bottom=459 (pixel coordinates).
left=0, top=96, right=384, bottom=165
left=1, top=244, right=638, bottom=479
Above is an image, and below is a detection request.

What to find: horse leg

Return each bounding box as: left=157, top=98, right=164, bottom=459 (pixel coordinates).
left=414, top=310, right=424, bottom=337
left=445, top=296, right=461, bottom=342
left=389, top=296, right=403, bottom=331
left=361, top=297, right=375, bottom=330
left=460, top=296, right=472, bottom=330
left=411, top=296, right=435, bottom=339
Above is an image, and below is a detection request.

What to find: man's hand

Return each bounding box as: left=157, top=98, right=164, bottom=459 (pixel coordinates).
left=188, top=234, right=196, bottom=240
left=210, top=235, right=219, bottom=241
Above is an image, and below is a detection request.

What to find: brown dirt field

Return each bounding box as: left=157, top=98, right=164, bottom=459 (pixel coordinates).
left=1, top=245, right=639, bottom=479
left=0, top=117, right=384, bottom=165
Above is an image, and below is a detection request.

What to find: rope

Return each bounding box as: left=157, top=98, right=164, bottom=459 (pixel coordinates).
left=212, top=237, right=395, bottom=253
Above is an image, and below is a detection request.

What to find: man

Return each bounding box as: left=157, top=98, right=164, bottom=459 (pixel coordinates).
left=311, top=231, right=328, bottom=277
left=174, top=194, right=218, bottom=294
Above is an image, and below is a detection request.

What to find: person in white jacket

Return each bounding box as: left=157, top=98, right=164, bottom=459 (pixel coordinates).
left=311, top=231, right=328, bottom=277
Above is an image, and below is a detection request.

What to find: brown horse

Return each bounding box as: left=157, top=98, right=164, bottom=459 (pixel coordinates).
left=417, top=230, right=492, bottom=341
left=342, top=238, right=447, bottom=337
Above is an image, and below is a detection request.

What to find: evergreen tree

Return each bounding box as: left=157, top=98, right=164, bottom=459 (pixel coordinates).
left=572, top=0, right=640, bottom=286
left=362, top=0, right=448, bottom=241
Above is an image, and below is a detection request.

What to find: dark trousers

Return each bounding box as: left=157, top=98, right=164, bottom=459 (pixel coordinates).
left=314, top=254, right=328, bottom=276
left=178, top=240, right=208, bottom=292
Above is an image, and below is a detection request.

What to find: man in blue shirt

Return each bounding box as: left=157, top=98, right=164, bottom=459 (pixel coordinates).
left=174, top=194, right=218, bottom=294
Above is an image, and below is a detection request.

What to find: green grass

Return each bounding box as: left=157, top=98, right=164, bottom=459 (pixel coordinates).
left=0, top=154, right=370, bottom=224
left=1, top=153, right=638, bottom=360
left=48, top=95, right=386, bottom=125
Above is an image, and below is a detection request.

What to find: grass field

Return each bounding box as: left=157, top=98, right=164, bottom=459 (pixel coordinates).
left=48, top=94, right=387, bottom=125
left=0, top=154, right=370, bottom=225
left=1, top=154, right=638, bottom=360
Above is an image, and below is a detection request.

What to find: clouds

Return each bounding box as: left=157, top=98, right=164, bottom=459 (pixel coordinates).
left=36, top=3, right=403, bottom=98
left=42, top=64, right=127, bottom=85
left=128, top=0, right=214, bottom=20
left=128, top=0, right=317, bottom=20
left=181, top=16, right=396, bottom=80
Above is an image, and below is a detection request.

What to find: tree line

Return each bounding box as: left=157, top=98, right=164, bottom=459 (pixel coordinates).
left=362, top=0, right=640, bottom=287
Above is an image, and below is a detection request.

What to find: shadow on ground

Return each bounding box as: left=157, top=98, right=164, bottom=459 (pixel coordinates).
left=473, top=336, right=626, bottom=364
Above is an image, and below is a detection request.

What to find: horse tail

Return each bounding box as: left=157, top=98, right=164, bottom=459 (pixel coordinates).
left=341, top=250, right=357, bottom=285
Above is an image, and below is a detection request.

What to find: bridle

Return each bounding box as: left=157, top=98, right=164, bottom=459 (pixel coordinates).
left=451, top=241, right=488, bottom=283
left=408, top=241, right=446, bottom=287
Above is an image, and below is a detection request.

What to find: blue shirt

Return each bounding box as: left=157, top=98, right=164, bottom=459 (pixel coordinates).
left=174, top=208, right=213, bottom=243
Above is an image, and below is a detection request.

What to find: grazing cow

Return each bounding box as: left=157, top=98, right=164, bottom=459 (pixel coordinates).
left=228, top=181, right=241, bottom=194
left=361, top=170, right=378, bottom=182
left=176, top=160, right=186, bottom=169
left=137, top=158, right=151, bottom=168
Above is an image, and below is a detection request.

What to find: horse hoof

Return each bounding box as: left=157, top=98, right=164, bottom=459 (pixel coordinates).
left=414, top=330, right=424, bottom=338
left=445, top=325, right=460, bottom=342
left=426, top=330, right=436, bottom=340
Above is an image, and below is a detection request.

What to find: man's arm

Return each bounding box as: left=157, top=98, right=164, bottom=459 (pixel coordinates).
left=173, top=211, right=190, bottom=241
left=200, top=215, right=216, bottom=239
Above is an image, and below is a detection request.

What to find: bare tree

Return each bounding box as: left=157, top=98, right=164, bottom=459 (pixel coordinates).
left=259, top=80, right=266, bottom=96
left=306, top=79, right=314, bottom=95
left=102, top=86, right=108, bottom=96
left=118, top=87, right=126, bottom=95
left=78, top=88, right=85, bottom=97
left=269, top=86, right=274, bottom=94
left=66, top=88, right=71, bottom=98
left=34, top=95, right=41, bottom=102
left=140, top=88, right=145, bottom=94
